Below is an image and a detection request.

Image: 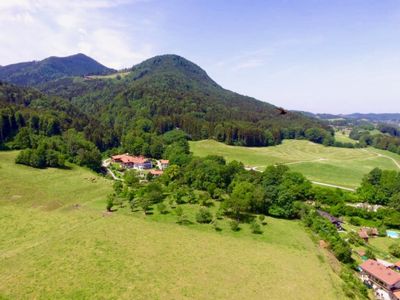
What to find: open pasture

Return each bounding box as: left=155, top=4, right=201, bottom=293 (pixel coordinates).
left=0, top=151, right=346, bottom=299
left=190, top=140, right=400, bottom=189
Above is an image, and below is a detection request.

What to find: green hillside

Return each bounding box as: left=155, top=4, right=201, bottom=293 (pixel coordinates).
left=0, top=151, right=346, bottom=299
left=0, top=53, right=115, bottom=86
left=38, top=54, right=330, bottom=146
left=190, top=139, right=400, bottom=189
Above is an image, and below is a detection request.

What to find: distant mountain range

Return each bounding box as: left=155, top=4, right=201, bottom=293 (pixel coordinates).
left=0, top=53, right=115, bottom=86
left=298, top=111, right=400, bottom=124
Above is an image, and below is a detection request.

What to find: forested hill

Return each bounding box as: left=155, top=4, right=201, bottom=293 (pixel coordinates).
left=0, top=53, right=115, bottom=86
left=39, top=54, right=331, bottom=146
left=0, top=82, right=118, bottom=151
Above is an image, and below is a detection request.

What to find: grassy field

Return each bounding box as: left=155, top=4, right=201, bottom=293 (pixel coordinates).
left=334, top=131, right=356, bottom=144
left=0, top=151, right=347, bottom=299
left=190, top=140, right=400, bottom=189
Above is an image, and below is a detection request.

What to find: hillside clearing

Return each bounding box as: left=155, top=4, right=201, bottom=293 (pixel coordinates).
left=0, top=151, right=346, bottom=299
left=190, top=140, right=400, bottom=189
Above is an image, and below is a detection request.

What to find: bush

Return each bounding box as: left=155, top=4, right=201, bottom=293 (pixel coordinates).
left=212, top=220, right=222, bottom=231
left=349, top=217, right=361, bottom=226
left=157, top=202, right=168, bottom=214
left=258, top=215, right=267, bottom=225
left=365, top=249, right=376, bottom=260
left=389, top=243, right=400, bottom=258
left=196, top=207, right=213, bottom=224
left=250, top=221, right=263, bottom=234
left=175, top=206, right=183, bottom=217
left=229, top=220, right=240, bottom=231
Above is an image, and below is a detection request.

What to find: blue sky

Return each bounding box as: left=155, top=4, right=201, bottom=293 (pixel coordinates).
left=1, top=0, right=399, bottom=113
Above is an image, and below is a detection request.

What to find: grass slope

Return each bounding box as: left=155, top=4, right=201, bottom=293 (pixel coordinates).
left=0, top=151, right=346, bottom=299
left=190, top=140, right=400, bottom=189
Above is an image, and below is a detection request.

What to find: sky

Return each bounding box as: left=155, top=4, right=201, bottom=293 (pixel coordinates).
left=1, top=0, right=400, bottom=114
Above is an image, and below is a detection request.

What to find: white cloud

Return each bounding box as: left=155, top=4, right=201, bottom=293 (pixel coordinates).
left=0, top=0, right=154, bottom=69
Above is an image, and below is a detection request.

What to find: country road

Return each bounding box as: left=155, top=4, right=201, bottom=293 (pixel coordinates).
left=311, top=181, right=355, bottom=192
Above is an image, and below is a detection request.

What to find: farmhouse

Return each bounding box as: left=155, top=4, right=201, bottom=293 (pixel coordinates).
left=360, top=259, right=400, bottom=299
left=358, top=229, right=369, bottom=242
left=112, top=154, right=152, bottom=170
left=159, top=159, right=169, bottom=170
left=150, top=170, right=163, bottom=177
left=317, top=210, right=344, bottom=230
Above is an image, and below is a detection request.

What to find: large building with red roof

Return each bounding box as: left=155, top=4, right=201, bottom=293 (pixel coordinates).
left=360, top=259, right=400, bottom=299
left=112, top=154, right=152, bottom=170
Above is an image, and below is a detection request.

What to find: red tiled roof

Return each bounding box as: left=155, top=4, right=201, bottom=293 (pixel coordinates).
left=360, top=259, right=400, bottom=286
left=359, top=229, right=369, bottom=239
left=150, top=170, right=163, bottom=175
left=113, top=155, right=149, bottom=164
left=393, top=290, right=400, bottom=299
left=160, top=159, right=169, bottom=164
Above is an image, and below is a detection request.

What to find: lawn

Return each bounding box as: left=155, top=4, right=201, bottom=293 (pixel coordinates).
left=0, top=151, right=347, bottom=299
left=190, top=140, right=400, bottom=189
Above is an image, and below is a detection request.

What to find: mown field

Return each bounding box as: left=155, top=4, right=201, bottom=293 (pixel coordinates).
left=0, top=151, right=347, bottom=299
left=190, top=140, right=400, bottom=189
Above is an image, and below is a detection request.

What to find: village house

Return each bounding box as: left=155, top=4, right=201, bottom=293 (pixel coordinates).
left=317, top=210, right=344, bottom=230
left=358, top=227, right=379, bottom=243
left=159, top=159, right=169, bottom=170
left=359, top=229, right=369, bottom=243
left=112, top=154, right=152, bottom=170
left=359, top=259, right=400, bottom=300
left=150, top=170, right=163, bottom=177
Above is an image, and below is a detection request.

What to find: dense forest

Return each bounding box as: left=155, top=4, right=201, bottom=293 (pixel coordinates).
left=37, top=54, right=333, bottom=147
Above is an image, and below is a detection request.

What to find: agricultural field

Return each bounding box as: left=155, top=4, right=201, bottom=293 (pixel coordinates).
left=0, top=151, right=347, bottom=299
left=334, top=130, right=356, bottom=144
left=190, top=140, right=400, bottom=189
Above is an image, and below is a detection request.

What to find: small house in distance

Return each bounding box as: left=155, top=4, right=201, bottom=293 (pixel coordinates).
left=317, top=210, right=344, bottom=230
left=159, top=159, right=169, bottom=170
left=150, top=170, right=163, bottom=177
left=358, top=229, right=369, bottom=243
left=112, top=154, right=152, bottom=170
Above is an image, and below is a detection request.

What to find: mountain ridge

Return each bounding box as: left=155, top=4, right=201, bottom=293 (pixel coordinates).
left=0, top=53, right=115, bottom=86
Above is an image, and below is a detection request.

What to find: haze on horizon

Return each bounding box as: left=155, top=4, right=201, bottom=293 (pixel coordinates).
left=1, top=0, right=399, bottom=114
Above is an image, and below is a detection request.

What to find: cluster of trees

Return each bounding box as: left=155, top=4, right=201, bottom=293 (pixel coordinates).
left=303, top=210, right=352, bottom=263
left=350, top=125, right=400, bottom=155
left=357, top=168, right=400, bottom=206
left=14, top=129, right=102, bottom=170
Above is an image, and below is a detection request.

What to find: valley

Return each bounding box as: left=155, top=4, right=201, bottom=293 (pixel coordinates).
left=190, top=139, right=400, bottom=189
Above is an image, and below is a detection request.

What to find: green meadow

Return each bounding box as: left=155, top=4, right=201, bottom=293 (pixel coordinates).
left=190, top=140, right=400, bottom=189
left=0, top=151, right=347, bottom=299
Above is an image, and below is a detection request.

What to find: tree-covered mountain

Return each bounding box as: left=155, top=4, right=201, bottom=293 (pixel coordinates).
left=39, top=54, right=331, bottom=146
left=0, top=81, right=118, bottom=150
left=0, top=53, right=115, bottom=86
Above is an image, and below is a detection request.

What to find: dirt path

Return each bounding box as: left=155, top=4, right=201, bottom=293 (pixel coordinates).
left=102, top=159, right=122, bottom=181
left=362, top=149, right=400, bottom=170
left=311, top=181, right=355, bottom=192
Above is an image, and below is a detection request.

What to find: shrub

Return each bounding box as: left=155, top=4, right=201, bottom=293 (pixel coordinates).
left=157, top=202, right=168, bottom=214
left=229, top=220, right=240, bottom=231
left=365, top=249, right=376, bottom=260
left=106, top=194, right=115, bottom=212
left=212, top=220, right=222, bottom=231
left=175, top=206, right=183, bottom=217
left=250, top=221, right=263, bottom=234
left=389, top=243, right=400, bottom=258
left=349, top=217, right=361, bottom=226
left=258, top=215, right=267, bottom=225
left=196, top=207, right=213, bottom=224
